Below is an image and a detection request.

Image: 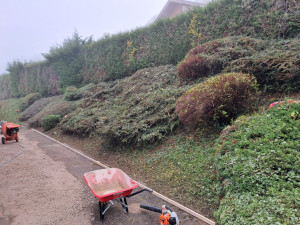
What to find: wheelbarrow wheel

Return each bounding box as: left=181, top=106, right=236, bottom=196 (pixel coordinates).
left=2, top=137, right=5, bottom=144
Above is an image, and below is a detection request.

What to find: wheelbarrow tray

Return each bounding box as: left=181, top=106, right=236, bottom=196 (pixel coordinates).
left=83, top=168, right=138, bottom=203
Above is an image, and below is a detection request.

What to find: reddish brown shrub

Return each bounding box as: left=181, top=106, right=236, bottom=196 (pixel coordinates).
left=188, top=40, right=222, bottom=56
left=177, top=37, right=268, bottom=81
left=175, top=73, right=259, bottom=127
left=177, top=55, right=210, bottom=80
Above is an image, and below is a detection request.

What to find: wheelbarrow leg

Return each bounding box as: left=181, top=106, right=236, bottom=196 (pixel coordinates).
left=99, top=201, right=114, bottom=221
left=119, top=198, right=129, bottom=214
left=99, top=201, right=105, bottom=221
left=124, top=198, right=128, bottom=213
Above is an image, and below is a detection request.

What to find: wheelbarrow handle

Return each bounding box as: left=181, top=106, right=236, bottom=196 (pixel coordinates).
left=126, top=188, right=153, bottom=198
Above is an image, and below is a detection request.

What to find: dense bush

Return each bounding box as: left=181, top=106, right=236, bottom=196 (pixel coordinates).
left=19, top=93, right=41, bottom=111
left=175, top=73, right=259, bottom=127
left=64, top=86, right=82, bottom=101
left=215, top=102, right=300, bottom=224
left=42, top=114, right=61, bottom=130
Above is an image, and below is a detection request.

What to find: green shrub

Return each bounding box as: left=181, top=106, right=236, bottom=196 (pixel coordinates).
left=64, top=86, right=82, bottom=101
left=215, top=102, right=300, bottom=224
left=42, top=115, right=61, bottom=130
left=175, top=72, right=259, bottom=127
left=19, top=93, right=41, bottom=111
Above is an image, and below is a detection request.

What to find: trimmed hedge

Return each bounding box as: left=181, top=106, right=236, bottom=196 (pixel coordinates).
left=175, top=72, right=259, bottom=127
left=0, top=74, right=11, bottom=100
left=7, top=60, right=60, bottom=98
left=2, top=0, right=299, bottom=97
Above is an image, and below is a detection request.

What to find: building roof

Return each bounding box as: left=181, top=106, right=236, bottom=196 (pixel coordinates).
left=156, top=0, right=206, bottom=20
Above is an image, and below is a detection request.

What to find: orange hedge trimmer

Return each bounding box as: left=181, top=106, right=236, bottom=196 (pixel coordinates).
left=140, top=204, right=179, bottom=225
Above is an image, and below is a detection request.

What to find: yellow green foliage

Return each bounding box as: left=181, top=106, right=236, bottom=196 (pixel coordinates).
left=176, top=72, right=259, bottom=127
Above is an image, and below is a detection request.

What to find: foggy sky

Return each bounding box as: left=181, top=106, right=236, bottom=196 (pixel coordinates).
left=0, top=0, right=168, bottom=75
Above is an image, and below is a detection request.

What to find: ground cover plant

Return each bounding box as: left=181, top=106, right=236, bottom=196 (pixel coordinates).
left=27, top=96, right=75, bottom=128
left=60, top=65, right=192, bottom=145
left=19, top=93, right=41, bottom=112
left=19, top=97, right=57, bottom=122
left=177, top=37, right=267, bottom=80
left=177, top=37, right=300, bottom=92
left=227, top=38, right=300, bottom=92
left=214, top=102, right=300, bottom=224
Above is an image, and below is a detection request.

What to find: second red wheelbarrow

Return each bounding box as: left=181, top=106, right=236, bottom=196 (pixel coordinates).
left=84, top=168, right=152, bottom=220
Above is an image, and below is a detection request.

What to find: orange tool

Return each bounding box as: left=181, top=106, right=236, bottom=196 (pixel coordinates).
left=1, top=122, right=20, bottom=144
left=140, top=204, right=179, bottom=225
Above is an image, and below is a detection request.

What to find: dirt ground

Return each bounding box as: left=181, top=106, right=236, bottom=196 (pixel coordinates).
left=0, top=128, right=208, bottom=225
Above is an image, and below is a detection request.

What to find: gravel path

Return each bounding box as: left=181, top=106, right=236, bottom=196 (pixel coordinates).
left=0, top=128, right=205, bottom=225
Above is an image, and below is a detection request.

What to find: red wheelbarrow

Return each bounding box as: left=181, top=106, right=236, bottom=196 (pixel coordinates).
left=84, top=168, right=152, bottom=220
left=1, top=122, right=20, bottom=144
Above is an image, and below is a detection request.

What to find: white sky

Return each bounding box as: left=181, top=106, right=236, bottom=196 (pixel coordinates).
left=0, top=0, right=169, bottom=74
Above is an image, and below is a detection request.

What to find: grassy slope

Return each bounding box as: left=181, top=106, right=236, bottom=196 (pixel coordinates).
left=0, top=99, right=21, bottom=123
